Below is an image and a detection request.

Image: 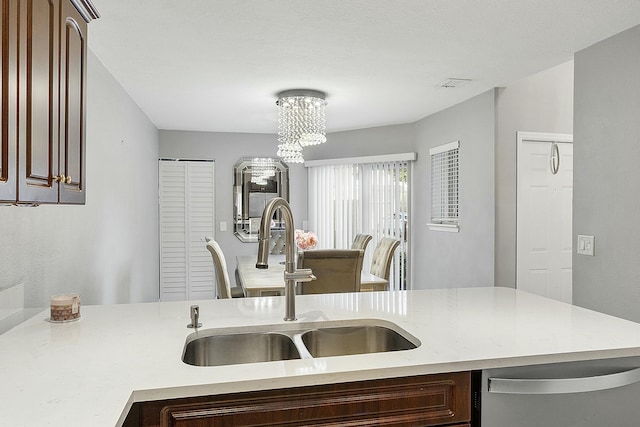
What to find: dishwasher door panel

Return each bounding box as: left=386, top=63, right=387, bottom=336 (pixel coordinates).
left=482, top=357, right=640, bottom=427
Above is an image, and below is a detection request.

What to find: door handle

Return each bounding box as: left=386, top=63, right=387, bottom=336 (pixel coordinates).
left=550, top=142, right=560, bottom=175
left=488, top=366, right=640, bottom=394
left=53, top=174, right=71, bottom=184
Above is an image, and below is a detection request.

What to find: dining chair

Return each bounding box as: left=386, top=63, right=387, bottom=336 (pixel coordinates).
left=351, top=234, right=373, bottom=252
left=205, top=240, right=245, bottom=298
left=298, top=249, right=364, bottom=295
left=351, top=234, right=372, bottom=271
left=370, top=237, right=401, bottom=281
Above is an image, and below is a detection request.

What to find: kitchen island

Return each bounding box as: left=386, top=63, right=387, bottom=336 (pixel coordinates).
left=3, top=287, right=640, bottom=426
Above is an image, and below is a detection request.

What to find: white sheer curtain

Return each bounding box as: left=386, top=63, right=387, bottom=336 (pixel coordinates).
left=308, top=164, right=361, bottom=250
left=362, top=161, right=409, bottom=289
left=307, top=159, right=410, bottom=290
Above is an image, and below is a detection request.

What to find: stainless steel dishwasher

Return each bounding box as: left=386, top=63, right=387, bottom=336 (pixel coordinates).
left=482, top=356, right=640, bottom=426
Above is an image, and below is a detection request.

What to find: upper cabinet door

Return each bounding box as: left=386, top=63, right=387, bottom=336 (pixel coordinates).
left=17, top=0, right=60, bottom=204
left=59, top=0, right=86, bottom=204
left=3, top=0, right=95, bottom=205
left=0, top=0, right=17, bottom=203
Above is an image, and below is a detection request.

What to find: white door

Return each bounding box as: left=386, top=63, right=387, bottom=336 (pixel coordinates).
left=159, top=159, right=216, bottom=301
left=516, top=132, right=573, bottom=303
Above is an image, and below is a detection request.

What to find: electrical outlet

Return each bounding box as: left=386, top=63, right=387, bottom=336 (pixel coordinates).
left=577, top=235, right=595, bottom=256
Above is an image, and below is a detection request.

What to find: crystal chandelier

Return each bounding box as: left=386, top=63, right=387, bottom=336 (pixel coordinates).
left=250, top=157, right=276, bottom=186
left=276, top=89, right=327, bottom=163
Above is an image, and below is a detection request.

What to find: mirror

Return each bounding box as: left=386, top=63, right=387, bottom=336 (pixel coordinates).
left=234, top=158, right=289, bottom=242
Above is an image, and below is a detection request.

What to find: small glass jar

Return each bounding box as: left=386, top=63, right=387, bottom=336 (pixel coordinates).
left=50, top=294, right=81, bottom=321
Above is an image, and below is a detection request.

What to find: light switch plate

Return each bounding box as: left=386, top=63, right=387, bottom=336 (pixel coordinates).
left=219, top=221, right=227, bottom=232
left=577, top=235, right=595, bottom=256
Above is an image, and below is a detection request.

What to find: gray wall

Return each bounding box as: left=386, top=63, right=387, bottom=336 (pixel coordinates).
left=0, top=41, right=590, bottom=310
left=308, top=104, right=498, bottom=290
left=0, top=51, right=160, bottom=308
left=304, top=124, right=415, bottom=161
left=162, top=94, right=499, bottom=290
left=412, top=90, right=496, bottom=289
left=573, top=25, right=640, bottom=322
left=0, top=51, right=575, bottom=310
left=158, top=131, right=309, bottom=282
left=494, top=61, right=574, bottom=287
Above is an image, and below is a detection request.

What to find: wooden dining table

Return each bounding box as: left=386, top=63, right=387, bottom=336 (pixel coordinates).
left=236, top=255, right=389, bottom=297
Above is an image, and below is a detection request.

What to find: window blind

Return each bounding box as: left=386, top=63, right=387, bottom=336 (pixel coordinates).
left=430, top=141, right=459, bottom=224
left=308, top=159, right=410, bottom=290
left=308, top=163, right=360, bottom=250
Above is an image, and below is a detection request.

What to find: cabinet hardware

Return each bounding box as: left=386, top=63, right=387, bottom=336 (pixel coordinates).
left=65, top=175, right=72, bottom=184
left=549, top=142, right=560, bottom=175
left=488, top=366, right=640, bottom=394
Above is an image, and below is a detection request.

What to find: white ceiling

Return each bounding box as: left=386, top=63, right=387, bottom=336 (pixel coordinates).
left=88, top=0, right=640, bottom=134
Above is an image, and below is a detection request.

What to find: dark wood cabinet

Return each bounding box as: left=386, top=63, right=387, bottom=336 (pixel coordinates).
left=125, top=372, right=480, bottom=427
left=17, top=0, right=60, bottom=204
left=58, top=0, right=87, bottom=203
left=0, top=0, right=17, bottom=203
left=0, top=0, right=96, bottom=205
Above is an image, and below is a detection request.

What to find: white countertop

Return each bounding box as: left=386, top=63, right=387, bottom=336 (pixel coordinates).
left=3, top=287, right=640, bottom=426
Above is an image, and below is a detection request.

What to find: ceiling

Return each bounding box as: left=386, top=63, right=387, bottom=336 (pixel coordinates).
left=88, top=1, right=640, bottom=134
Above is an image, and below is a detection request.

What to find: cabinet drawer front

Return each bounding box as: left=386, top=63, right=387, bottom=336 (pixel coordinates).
left=131, top=372, right=471, bottom=427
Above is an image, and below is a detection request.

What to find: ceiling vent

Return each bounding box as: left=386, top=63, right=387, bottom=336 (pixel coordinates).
left=439, top=78, right=472, bottom=88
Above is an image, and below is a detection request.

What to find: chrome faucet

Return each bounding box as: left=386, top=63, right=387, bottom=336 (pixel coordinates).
left=256, top=197, right=315, bottom=321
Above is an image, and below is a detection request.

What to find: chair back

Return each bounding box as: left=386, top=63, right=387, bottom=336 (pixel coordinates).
left=298, top=249, right=364, bottom=295
left=370, top=238, right=400, bottom=281
left=351, top=234, right=372, bottom=252
left=205, top=240, right=232, bottom=299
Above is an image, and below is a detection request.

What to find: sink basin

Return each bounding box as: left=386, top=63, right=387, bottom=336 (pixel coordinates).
left=301, top=325, right=418, bottom=357
left=182, top=332, right=301, bottom=366
left=182, top=319, right=420, bottom=367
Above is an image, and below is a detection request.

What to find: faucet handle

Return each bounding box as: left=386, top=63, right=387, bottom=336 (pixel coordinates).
left=284, top=268, right=316, bottom=283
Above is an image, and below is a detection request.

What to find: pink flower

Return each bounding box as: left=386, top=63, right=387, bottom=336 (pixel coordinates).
left=295, top=229, right=318, bottom=250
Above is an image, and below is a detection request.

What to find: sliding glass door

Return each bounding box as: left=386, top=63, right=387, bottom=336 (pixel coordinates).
left=308, top=159, right=411, bottom=290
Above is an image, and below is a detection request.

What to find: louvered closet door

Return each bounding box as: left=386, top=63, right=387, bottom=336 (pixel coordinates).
left=159, top=160, right=215, bottom=301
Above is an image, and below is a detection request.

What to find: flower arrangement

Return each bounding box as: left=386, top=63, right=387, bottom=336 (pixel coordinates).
left=295, top=229, right=318, bottom=250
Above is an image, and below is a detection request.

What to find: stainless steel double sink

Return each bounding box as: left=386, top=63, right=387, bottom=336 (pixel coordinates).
left=182, top=319, right=420, bottom=367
